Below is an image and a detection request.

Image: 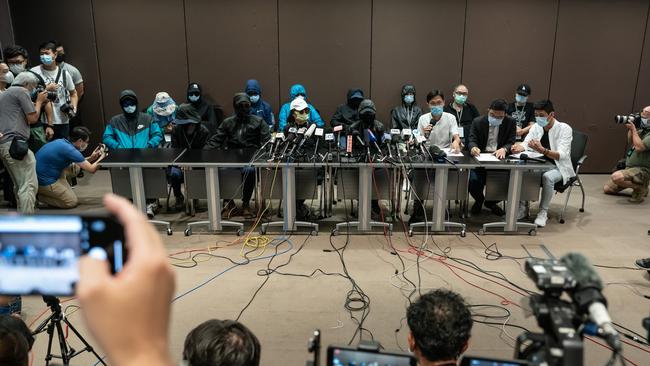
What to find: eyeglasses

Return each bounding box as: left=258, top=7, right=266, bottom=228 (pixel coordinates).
left=295, top=109, right=309, bottom=115
left=454, top=91, right=468, bottom=96
left=189, top=92, right=200, bottom=97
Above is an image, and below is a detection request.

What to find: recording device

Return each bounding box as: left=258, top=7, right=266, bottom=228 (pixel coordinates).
left=333, top=125, right=344, bottom=150
left=614, top=113, right=642, bottom=128
left=0, top=214, right=126, bottom=296
left=325, top=132, right=335, bottom=162
left=288, top=127, right=308, bottom=158
left=327, top=343, right=416, bottom=366
left=280, top=127, right=297, bottom=158
left=383, top=132, right=394, bottom=159
left=294, top=124, right=317, bottom=156
left=519, top=153, right=547, bottom=164
left=270, top=132, right=285, bottom=160
left=60, top=101, right=76, bottom=119
left=460, top=356, right=529, bottom=366
left=401, top=128, right=412, bottom=144
left=34, top=85, right=57, bottom=102
left=429, top=145, right=456, bottom=165
left=346, top=135, right=352, bottom=154
left=366, top=129, right=384, bottom=159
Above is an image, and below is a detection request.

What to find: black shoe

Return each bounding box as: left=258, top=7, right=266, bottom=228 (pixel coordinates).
left=408, top=215, right=424, bottom=225
left=485, top=203, right=505, bottom=216
left=174, top=194, right=185, bottom=211
left=635, top=258, right=650, bottom=269
left=471, top=201, right=483, bottom=215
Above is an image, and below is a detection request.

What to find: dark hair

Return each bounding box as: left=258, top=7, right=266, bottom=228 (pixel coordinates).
left=489, top=99, right=508, bottom=112
left=406, top=289, right=473, bottom=362
left=183, top=319, right=261, bottom=366
left=0, top=315, right=34, bottom=366
left=3, top=45, right=28, bottom=60
left=426, top=90, right=445, bottom=103
left=70, top=126, right=91, bottom=142
left=38, top=41, right=57, bottom=54
left=533, top=99, right=554, bottom=114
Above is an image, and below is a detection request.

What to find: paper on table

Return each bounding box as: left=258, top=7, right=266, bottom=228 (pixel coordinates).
left=442, top=148, right=464, bottom=157
left=475, top=153, right=501, bottom=162
left=510, top=151, right=543, bottom=159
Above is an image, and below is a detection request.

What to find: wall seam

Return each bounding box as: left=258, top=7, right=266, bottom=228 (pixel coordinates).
left=459, top=0, right=468, bottom=82
left=632, top=0, right=650, bottom=111
left=89, top=0, right=106, bottom=123
left=547, top=0, right=561, bottom=99
left=277, top=0, right=282, bottom=113
left=182, top=0, right=191, bottom=85
left=369, top=0, right=374, bottom=98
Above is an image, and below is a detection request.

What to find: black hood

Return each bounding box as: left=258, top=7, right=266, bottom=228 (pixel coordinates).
left=346, top=88, right=364, bottom=102
left=400, top=84, right=416, bottom=98
left=233, top=92, right=251, bottom=108
left=119, top=89, right=138, bottom=106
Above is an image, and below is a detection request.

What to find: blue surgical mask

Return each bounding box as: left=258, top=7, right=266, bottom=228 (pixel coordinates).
left=454, top=94, right=467, bottom=105
left=40, top=54, right=54, bottom=65
left=403, top=94, right=414, bottom=104
left=642, top=118, right=649, bottom=128
left=249, top=95, right=260, bottom=104
left=488, top=116, right=503, bottom=127
left=535, top=116, right=549, bottom=127
left=188, top=95, right=200, bottom=102
left=123, top=105, right=137, bottom=114
left=515, top=94, right=527, bottom=104
left=430, top=105, right=444, bottom=116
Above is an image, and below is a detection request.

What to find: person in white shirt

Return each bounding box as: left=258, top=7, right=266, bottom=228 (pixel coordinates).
left=512, top=100, right=574, bottom=227
left=418, top=89, right=461, bottom=152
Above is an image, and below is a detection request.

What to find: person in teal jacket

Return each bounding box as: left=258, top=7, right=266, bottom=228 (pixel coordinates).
left=277, top=84, right=324, bottom=132
left=103, top=89, right=163, bottom=149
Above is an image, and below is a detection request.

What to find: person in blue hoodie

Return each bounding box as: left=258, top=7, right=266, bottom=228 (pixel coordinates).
left=277, top=84, right=323, bottom=132
left=245, top=79, right=275, bottom=130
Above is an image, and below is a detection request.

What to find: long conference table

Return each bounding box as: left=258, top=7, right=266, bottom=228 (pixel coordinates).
left=101, top=148, right=552, bottom=236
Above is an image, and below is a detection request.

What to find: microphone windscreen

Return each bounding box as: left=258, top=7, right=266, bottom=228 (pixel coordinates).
left=560, top=252, right=603, bottom=290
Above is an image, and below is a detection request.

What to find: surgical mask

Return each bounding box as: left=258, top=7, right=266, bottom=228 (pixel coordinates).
left=40, top=54, right=54, bottom=65
left=454, top=93, right=467, bottom=105
left=249, top=95, right=260, bottom=104
left=295, top=111, right=309, bottom=124
left=9, top=63, right=25, bottom=75
left=403, top=94, right=414, bottom=104
left=642, top=118, right=649, bottom=127
left=515, top=94, right=527, bottom=104
left=188, top=94, right=200, bottom=102
left=3, top=72, right=14, bottom=85
left=535, top=116, right=549, bottom=127
left=488, top=116, right=503, bottom=127
left=123, top=105, right=137, bottom=114
left=55, top=53, right=65, bottom=63
left=430, top=105, right=444, bottom=116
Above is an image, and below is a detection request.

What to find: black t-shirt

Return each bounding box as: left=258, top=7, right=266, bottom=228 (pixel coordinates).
left=506, top=102, right=534, bottom=129
left=541, top=130, right=550, bottom=149
left=444, top=102, right=480, bottom=145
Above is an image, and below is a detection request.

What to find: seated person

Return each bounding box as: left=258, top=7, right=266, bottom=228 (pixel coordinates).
left=182, top=319, right=260, bottom=366
left=507, top=84, right=535, bottom=141
left=245, top=79, right=274, bottom=130
left=277, top=84, right=324, bottom=132
left=0, top=314, right=35, bottom=366
left=103, top=89, right=163, bottom=217
left=147, top=91, right=177, bottom=135
left=205, top=93, right=270, bottom=218
left=603, top=106, right=650, bottom=203
left=468, top=99, right=516, bottom=216
left=36, top=126, right=106, bottom=208
left=444, top=84, right=480, bottom=146
left=512, top=100, right=574, bottom=227
left=168, top=104, right=210, bottom=211
left=331, top=88, right=364, bottom=131
left=391, top=84, right=423, bottom=131
left=406, top=289, right=473, bottom=365
left=187, top=82, right=222, bottom=135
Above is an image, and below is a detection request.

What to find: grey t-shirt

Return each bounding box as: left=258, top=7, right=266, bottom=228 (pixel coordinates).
left=61, top=62, right=83, bottom=85
left=0, top=86, right=35, bottom=143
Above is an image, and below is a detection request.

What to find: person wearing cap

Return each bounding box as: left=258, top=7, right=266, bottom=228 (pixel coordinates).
left=167, top=104, right=210, bottom=211
left=331, top=88, right=364, bottom=130
left=205, top=93, right=270, bottom=218
left=277, top=84, right=324, bottom=132
left=187, top=82, right=222, bottom=135
left=507, top=84, right=535, bottom=141
left=147, top=92, right=177, bottom=133
left=444, top=84, right=480, bottom=147
left=245, top=79, right=275, bottom=130
left=391, top=84, right=423, bottom=131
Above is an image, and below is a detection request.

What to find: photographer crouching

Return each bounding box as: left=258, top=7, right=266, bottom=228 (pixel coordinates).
left=604, top=106, right=650, bottom=203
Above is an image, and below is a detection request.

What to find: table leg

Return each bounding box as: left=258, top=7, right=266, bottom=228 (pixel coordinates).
left=283, top=166, right=296, bottom=232
left=206, top=166, right=222, bottom=231
left=358, top=165, right=371, bottom=231
left=432, top=167, right=449, bottom=231
left=128, top=167, right=146, bottom=213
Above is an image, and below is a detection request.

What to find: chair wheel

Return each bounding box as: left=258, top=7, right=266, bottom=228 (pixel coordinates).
left=236, top=229, right=244, bottom=236
left=167, top=228, right=173, bottom=236
left=184, top=228, right=192, bottom=236
left=478, top=229, right=485, bottom=235
left=529, top=229, right=537, bottom=236
left=259, top=228, right=266, bottom=235
left=559, top=219, right=565, bottom=224
left=311, top=230, right=318, bottom=236
left=332, top=229, right=339, bottom=236
left=579, top=208, right=584, bottom=212
left=460, top=231, right=466, bottom=238
left=408, top=230, right=413, bottom=237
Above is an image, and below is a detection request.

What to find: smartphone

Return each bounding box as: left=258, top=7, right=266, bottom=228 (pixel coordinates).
left=327, top=345, right=416, bottom=366
left=0, top=214, right=126, bottom=296
left=460, top=356, right=529, bottom=366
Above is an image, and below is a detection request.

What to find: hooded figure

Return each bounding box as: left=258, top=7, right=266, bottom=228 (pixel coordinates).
left=331, top=88, right=364, bottom=129
left=146, top=92, right=177, bottom=130
left=391, top=84, right=423, bottom=130
left=277, top=84, right=324, bottom=132
left=205, top=93, right=270, bottom=150
left=103, top=89, right=163, bottom=149
left=245, top=79, right=275, bottom=129
left=349, top=99, right=385, bottom=147
left=187, top=82, right=222, bottom=135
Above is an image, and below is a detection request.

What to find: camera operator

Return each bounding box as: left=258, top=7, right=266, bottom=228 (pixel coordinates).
left=406, top=289, right=473, bottom=366
left=182, top=319, right=261, bottom=366
left=603, top=106, right=650, bottom=203
left=0, top=314, right=35, bottom=366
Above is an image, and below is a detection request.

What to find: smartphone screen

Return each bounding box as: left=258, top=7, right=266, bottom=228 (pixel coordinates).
left=0, top=214, right=126, bottom=296
left=327, top=345, right=416, bottom=366
left=460, top=356, right=529, bottom=366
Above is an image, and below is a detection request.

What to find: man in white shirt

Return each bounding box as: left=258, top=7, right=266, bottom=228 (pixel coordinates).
left=418, top=89, right=461, bottom=152
left=512, top=100, right=574, bottom=227
left=29, top=41, right=78, bottom=140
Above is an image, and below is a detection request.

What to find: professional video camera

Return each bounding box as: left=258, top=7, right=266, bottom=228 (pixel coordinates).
left=614, top=113, right=642, bottom=128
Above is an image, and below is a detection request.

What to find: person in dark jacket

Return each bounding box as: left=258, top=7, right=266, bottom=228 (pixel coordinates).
left=205, top=93, right=270, bottom=217
left=187, top=82, right=222, bottom=135
left=167, top=104, right=210, bottom=210
left=391, top=84, right=423, bottom=130
left=468, top=99, right=516, bottom=216
left=331, top=88, right=364, bottom=130
left=245, top=79, right=275, bottom=130
left=444, top=84, right=480, bottom=146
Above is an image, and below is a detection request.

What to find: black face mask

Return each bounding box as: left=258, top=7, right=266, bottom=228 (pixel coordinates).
left=55, top=54, right=65, bottom=63
left=360, top=113, right=374, bottom=126
left=349, top=98, right=362, bottom=109
left=236, top=105, right=251, bottom=119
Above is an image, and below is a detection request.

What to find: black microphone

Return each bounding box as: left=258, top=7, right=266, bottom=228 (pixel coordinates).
left=561, top=252, right=621, bottom=352
left=296, top=123, right=317, bottom=152
left=353, top=130, right=366, bottom=147
left=280, top=130, right=297, bottom=158
left=429, top=145, right=456, bottom=165
left=270, top=132, right=285, bottom=159
left=288, top=127, right=307, bottom=157
left=520, top=153, right=547, bottom=164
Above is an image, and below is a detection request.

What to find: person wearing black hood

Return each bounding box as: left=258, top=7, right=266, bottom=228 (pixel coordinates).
left=205, top=93, right=270, bottom=217
left=391, top=84, right=423, bottom=130
left=187, top=82, right=222, bottom=135
left=331, top=88, right=364, bottom=130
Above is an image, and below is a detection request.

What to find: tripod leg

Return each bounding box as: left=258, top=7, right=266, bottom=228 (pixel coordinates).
left=55, top=319, right=71, bottom=365
left=44, top=320, right=56, bottom=366
left=63, top=317, right=107, bottom=365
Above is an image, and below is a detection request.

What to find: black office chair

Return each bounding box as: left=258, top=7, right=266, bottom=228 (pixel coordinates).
left=554, top=130, right=588, bottom=224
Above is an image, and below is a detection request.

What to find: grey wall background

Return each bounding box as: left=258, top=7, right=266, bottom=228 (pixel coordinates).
left=6, top=0, right=650, bottom=173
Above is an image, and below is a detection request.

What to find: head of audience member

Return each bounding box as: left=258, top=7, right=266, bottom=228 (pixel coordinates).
left=69, top=126, right=91, bottom=152
left=289, top=84, right=307, bottom=102
left=515, top=84, right=531, bottom=105
left=245, top=79, right=263, bottom=105
left=11, top=72, right=39, bottom=96
left=406, top=289, right=473, bottom=366
left=119, top=89, right=139, bottom=118
left=152, top=92, right=177, bottom=124
left=187, top=82, right=203, bottom=105
left=182, top=319, right=261, bottom=366
left=358, top=99, right=377, bottom=127
left=426, top=90, right=445, bottom=121
left=347, top=88, right=364, bottom=109
left=3, top=45, right=29, bottom=76
left=639, top=106, right=650, bottom=128
left=38, top=40, right=58, bottom=70
left=0, top=315, right=35, bottom=366
left=0, top=62, right=12, bottom=90
left=233, top=93, right=252, bottom=120
left=452, top=84, right=469, bottom=106
left=401, top=84, right=416, bottom=106
left=487, top=99, right=508, bottom=127
left=175, top=103, right=202, bottom=135
left=288, top=97, right=310, bottom=127
left=533, top=99, right=556, bottom=129
left=53, top=41, right=66, bottom=64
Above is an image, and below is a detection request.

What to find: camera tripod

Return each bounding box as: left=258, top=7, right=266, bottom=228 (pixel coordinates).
left=32, top=296, right=106, bottom=366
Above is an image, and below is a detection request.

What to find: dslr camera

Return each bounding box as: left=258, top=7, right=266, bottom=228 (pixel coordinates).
left=614, top=113, right=641, bottom=128
left=33, top=85, right=57, bottom=102
left=60, top=102, right=76, bottom=119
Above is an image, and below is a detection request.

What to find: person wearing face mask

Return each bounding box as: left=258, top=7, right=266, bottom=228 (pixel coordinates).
left=35, top=126, right=106, bottom=208
left=391, top=84, right=423, bottom=130
left=468, top=99, right=516, bottom=216
left=506, top=84, right=535, bottom=141
left=277, top=84, right=324, bottom=132
left=205, top=93, right=270, bottom=218
left=187, top=82, right=222, bottom=135
left=603, top=105, right=650, bottom=204
left=331, top=88, right=364, bottom=130
left=0, top=62, right=13, bottom=92
left=444, top=84, right=480, bottom=146
left=147, top=92, right=177, bottom=135
left=512, top=100, right=574, bottom=227
left=245, top=79, right=274, bottom=130
left=418, top=90, right=461, bottom=151
left=53, top=41, right=84, bottom=99
left=3, top=45, right=29, bottom=77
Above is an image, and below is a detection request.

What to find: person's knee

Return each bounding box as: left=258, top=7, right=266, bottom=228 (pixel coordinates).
left=611, top=171, right=625, bottom=184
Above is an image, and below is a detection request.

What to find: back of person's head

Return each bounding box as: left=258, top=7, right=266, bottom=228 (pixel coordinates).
left=0, top=315, right=34, bottom=366
left=406, top=289, right=473, bottom=363
left=70, top=126, right=91, bottom=143
left=183, top=319, right=260, bottom=366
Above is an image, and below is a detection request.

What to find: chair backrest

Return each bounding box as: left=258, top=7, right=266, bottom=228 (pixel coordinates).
left=570, top=130, right=588, bottom=169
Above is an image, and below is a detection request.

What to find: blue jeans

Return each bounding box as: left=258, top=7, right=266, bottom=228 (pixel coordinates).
left=167, top=167, right=184, bottom=197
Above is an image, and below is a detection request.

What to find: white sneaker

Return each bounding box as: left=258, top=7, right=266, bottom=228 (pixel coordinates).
left=146, top=203, right=156, bottom=219
left=534, top=210, right=548, bottom=227
left=517, top=203, right=527, bottom=220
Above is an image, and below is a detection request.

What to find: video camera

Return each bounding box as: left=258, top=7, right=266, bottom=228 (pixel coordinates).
left=614, top=113, right=642, bottom=128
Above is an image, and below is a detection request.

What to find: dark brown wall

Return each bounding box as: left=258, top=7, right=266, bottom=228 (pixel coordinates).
left=9, top=0, right=650, bottom=172
left=0, top=0, right=14, bottom=50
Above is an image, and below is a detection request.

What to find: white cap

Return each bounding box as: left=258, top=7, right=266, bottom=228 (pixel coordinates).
left=290, top=97, right=308, bottom=111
